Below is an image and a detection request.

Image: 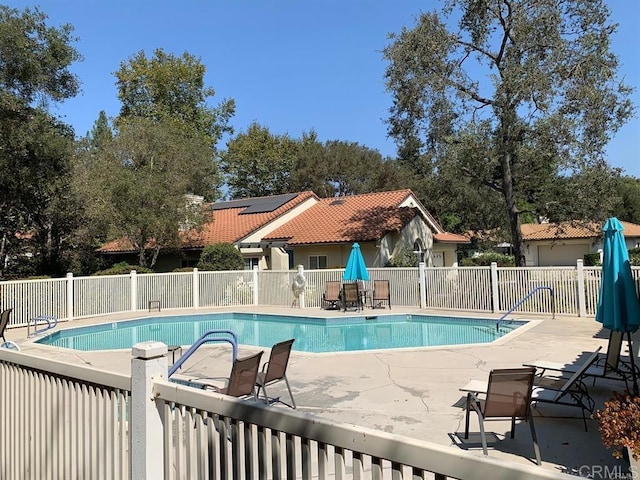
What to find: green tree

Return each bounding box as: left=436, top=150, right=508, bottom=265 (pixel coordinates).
left=89, top=118, right=214, bottom=268
left=115, top=48, right=234, bottom=147
left=197, top=242, right=244, bottom=271
left=612, top=176, right=640, bottom=224
left=0, top=5, right=81, bottom=277
left=221, top=122, right=298, bottom=198
left=288, top=130, right=335, bottom=197
left=384, top=0, right=633, bottom=266
left=323, top=140, right=394, bottom=196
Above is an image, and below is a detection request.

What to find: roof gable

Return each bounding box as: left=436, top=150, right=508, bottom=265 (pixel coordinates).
left=265, top=190, right=428, bottom=245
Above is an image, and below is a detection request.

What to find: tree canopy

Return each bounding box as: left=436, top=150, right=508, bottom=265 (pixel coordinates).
left=222, top=124, right=408, bottom=199
left=384, top=0, right=634, bottom=265
left=115, top=48, right=235, bottom=147
left=0, top=5, right=81, bottom=277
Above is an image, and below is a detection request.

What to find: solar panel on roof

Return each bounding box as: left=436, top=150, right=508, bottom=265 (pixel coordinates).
left=208, top=193, right=298, bottom=214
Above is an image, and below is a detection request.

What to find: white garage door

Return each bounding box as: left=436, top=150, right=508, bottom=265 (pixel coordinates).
left=537, top=244, right=589, bottom=266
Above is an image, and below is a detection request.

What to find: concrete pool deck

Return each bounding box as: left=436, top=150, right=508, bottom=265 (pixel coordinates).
left=8, top=306, right=638, bottom=477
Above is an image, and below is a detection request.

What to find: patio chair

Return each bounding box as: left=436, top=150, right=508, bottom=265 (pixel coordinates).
left=322, top=281, right=342, bottom=310
left=342, top=282, right=362, bottom=311
left=0, top=309, right=13, bottom=343
left=179, top=351, right=264, bottom=401
left=524, top=332, right=630, bottom=387
left=256, top=338, right=296, bottom=408
left=464, top=367, right=541, bottom=465
left=529, top=347, right=601, bottom=431
left=371, top=280, right=391, bottom=309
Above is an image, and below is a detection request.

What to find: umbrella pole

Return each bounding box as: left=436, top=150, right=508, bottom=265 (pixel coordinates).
left=627, top=332, right=639, bottom=396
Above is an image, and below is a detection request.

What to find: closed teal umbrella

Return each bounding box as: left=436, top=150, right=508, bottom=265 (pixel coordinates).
left=343, top=243, right=370, bottom=282
left=595, top=217, right=640, bottom=393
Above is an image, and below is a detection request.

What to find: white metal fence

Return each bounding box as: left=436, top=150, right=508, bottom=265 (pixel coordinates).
left=0, top=344, right=574, bottom=480
left=2, top=262, right=639, bottom=330
left=0, top=349, right=130, bottom=479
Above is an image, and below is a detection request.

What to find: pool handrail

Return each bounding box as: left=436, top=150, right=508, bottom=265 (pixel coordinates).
left=496, top=286, right=555, bottom=331
left=168, top=329, right=238, bottom=377
left=27, top=315, right=58, bottom=338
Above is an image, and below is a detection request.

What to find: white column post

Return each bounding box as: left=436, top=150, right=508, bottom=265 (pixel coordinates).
left=66, top=272, right=74, bottom=321
left=253, top=266, right=259, bottom=306
left=298, top=264, right=306, bottom=309
left=130, top=341, right=167, bottom=480
left=131, top=270, right=138, bottom=312
left=576, top=259, right=587, bottom=317
left=419, top=262, right=427, bottom=309
left=491, top=262, right=500, bottom=313
left=193, top=268, right=199, bottom=309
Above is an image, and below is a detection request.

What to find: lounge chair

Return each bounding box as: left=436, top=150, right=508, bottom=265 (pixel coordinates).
left=322, top=281, right=342, bottom=310
left=463, top=367, right=541, bottom=465
left=371, top=280, right=391, bottom=309
left=0, top=309, right=13, bottom=343
left=256, top=338, right=296, bottom=408
left=529, top=347, right=601, bottom=431
left=175, top=351, right=264, bottom=401
left=524, top=331, right=629, bottom=387
left=342, top=282, right=362, bottom=311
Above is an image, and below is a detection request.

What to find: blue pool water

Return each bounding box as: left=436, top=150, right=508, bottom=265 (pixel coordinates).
left=35, top=313, right=524, bottom=353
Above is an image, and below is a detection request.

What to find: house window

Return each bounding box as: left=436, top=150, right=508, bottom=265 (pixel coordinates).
left=244, top=257, right=260, bottom=270
left=181, top=259, right=198, bottom=268
left=309, top=255, right=327, bottom=269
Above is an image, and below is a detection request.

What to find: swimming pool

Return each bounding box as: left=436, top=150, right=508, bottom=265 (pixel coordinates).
left=35, top=313, right=525, bottom=353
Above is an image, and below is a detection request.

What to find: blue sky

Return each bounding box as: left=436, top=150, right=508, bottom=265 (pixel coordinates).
left=8, top=0, right=640, bottom=177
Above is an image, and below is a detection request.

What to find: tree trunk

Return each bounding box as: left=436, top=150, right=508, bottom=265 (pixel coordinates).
left=500, top=151, right=525, bottom=267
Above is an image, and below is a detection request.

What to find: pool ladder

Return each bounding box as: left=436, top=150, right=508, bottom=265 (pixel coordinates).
left=168, top=329, right=238, bottom=377
left=496, top=286, right=555, bottom=331
left=27, top=315, right=58, bottom=338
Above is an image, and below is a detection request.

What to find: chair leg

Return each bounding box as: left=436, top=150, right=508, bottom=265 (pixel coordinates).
left=477, top=412, right=489, bottom=456
left=464, top=394, right=471, bottom=439
left=528, top=413, right=542, bottom=465
left=510, top=416, right=516, bottom=438
left=259, top=384, right=272, bottom=404
left=283, top=376, right=296, bottom=409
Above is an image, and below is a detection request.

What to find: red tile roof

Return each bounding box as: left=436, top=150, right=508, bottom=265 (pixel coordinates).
left=434, top=232, right=471, bottom=244
left=98, top=191, right=318, bottom=253
left=99, top=189, right=470, bottom=253
left=265, top=190, right=429, bottom=245
left=521, top=220, right=640, bottom=241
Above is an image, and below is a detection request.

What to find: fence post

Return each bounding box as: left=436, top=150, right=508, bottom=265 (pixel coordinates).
left=576, top=259, right=587, bottom=317
left=298, top=265, right=306, bottom=309
left=419, top=262, right=426, bottom=309
left=131, top=270, right=137, bottom=312
left=193, top=268, right=199, bottom=309
left=253, top=266, right=259, bottom=306
left=66, top=272, right=74, bottom=321
left=130, top=341, right=167, bottom=480
left=490, top=262, right=499, bottom=313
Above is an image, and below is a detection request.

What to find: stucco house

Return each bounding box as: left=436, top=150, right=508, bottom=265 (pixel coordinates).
left=521, top=220, right=640, bottom=266
left=98, top=189, right=469, bottom=271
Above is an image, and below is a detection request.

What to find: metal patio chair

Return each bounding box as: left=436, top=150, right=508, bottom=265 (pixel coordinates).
left=256, top=338, right=296, bottom=408
left=464, top=367, right=541, bottom=465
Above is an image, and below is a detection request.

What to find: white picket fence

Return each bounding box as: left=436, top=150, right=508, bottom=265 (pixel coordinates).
left=1, top=261, right=638, bottom=330
left=0, top=344, right=574, bottom=480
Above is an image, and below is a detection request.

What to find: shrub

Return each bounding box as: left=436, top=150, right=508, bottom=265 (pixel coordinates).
left=459, top=252, right=515, bottom=267
left=197, top=243, right=244, bottom=271
left=583, top=253, right=601, bottom=266
left=595, top=391, right=640, bottom=460
left=92, top=262, right=154, bottom=276
left=172, top=267, right=195, bottom=273
left=385, top=246, right=419, bottom=267
left=629, top=248, right=640, bottom=266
